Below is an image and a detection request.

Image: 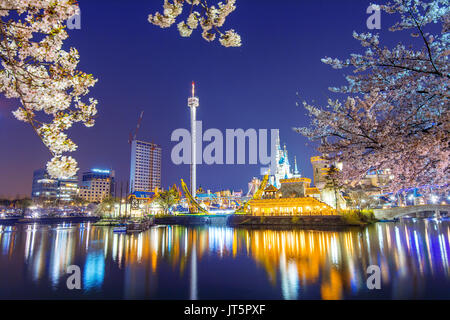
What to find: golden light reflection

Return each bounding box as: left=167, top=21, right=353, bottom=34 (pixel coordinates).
left=0, top=220, right=449, bottom=299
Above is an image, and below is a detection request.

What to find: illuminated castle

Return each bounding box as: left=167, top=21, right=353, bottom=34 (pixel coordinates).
left=269, top=131, right=301, bottom=188
left=246, top=133, right=336, bottom=215
left=248, top=177, right=333, bottom=216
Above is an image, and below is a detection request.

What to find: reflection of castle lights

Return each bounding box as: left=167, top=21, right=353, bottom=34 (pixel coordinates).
left=279, top=252, right=299, bottom=300
left=208, top=227, right=234, bottom=255
left=1, top=222, right=447, bottom=299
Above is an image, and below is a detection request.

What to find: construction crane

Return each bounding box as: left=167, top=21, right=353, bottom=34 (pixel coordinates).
left=128, top=111, right=145, bottom=144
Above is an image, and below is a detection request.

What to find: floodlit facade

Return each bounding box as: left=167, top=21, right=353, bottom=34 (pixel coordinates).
left=311, top=156, right=330, bottom=190
left=129, top=140, right=162, bottom=192
left=248, top=178, right=335, bottom=216
left=31, top=169, right=78, bottom=204
left=79, top=169, right=115, bottom=203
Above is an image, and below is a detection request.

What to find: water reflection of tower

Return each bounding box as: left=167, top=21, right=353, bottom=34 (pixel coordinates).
left=188, top=82, right=200, bottom=197
left=190, top=241, right=198, bottom=300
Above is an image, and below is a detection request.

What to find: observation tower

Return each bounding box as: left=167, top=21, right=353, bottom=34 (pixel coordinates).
left=188, top=82, right=200, bottom=198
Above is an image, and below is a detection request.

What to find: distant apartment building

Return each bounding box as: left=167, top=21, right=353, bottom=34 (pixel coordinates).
left=311, top=156, right=329, bottom=189
left=78, top=169, right=115, bottom=203
left=129, top=140, right=162, bottom=192
left=31, top=169, right=78, bottom=204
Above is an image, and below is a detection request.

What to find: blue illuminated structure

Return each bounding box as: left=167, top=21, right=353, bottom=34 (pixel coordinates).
left=91, top=169, right=111, bottom=174
left=31, top=168, right=78, bottom=203
left=81, top=169, right=116, bottom=197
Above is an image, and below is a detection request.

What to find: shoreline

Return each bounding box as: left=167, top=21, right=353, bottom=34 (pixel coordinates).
left=1, top=214, right=373, bottom=228
left=0, top=216, right=100, bottom=225
left=228, top=215, right=367, bottom=227
left=154, top=214, right=370, bottom=227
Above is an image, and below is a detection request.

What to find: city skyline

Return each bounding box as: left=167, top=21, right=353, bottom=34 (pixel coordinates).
left=0, top=0, right=448, bottom=305
left=0, top=0, right=407, bottom=197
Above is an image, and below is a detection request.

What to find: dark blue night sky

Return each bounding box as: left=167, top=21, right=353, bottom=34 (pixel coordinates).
left=0, top=0, right=402, bottom=197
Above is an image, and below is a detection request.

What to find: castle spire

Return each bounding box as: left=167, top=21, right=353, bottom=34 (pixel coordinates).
left=294, top=156, right=299, bottom=175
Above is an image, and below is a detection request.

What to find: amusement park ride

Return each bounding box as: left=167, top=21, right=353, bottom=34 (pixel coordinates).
left=180, top=171, right=269, bottom=215
left=127, top=174, right=269, bottom=215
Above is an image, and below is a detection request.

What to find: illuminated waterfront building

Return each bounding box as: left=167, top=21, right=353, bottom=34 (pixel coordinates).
left=31, top=169, right=78, bottom=204
left=129, top=140, right=162, bottom=192
left=248, top=177, right=335, bottom=216
left=57, top=178, right=79, bottom=202
left=127, top=190, right=164, bottom=216
left=79, top=169, right=115, bottom=203
left=31, top=169, right=57, bottom=201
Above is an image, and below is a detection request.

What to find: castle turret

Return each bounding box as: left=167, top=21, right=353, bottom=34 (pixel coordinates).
left=293, top=156, right=301, bottom=178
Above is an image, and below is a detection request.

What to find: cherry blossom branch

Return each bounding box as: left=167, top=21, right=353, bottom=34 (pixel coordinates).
left=148, top=0, right=241, bottom=47
left=0, top=0, right=98, bottom=179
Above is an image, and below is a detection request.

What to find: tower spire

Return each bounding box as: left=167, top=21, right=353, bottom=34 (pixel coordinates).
left=192, top=81, right=195, bottom=98
left=294, top=156, right=300, bottom=177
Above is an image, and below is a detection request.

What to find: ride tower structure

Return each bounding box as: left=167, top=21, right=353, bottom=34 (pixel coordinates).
left=188, top=82, right=200, bottom=198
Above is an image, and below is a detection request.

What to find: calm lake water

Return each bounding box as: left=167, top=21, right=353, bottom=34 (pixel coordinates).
left=0, top=220, right=449, bottom=300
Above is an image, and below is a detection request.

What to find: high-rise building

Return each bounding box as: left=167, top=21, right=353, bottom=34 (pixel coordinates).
left=129, top=140, right=162, bottom=192
left=79, top=169, right=115, bottom=203
left=31, top=169, right=78, bottom=204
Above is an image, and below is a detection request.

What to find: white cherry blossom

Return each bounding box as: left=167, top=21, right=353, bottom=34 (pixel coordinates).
left=149, top=0, right=241, bottom=47
left=46, top=155, right=78, bottom=180
left=0, top=0, right=98, bottom=179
